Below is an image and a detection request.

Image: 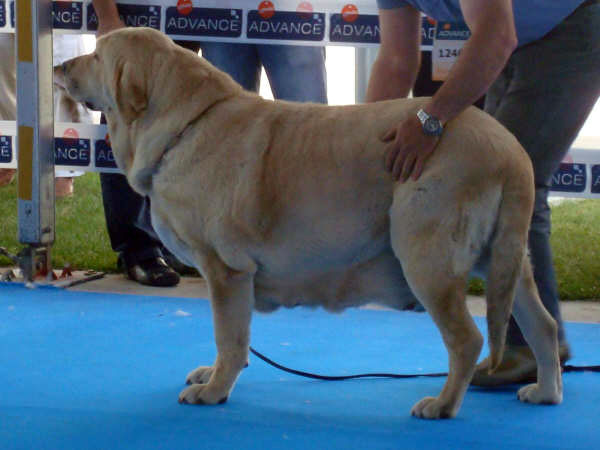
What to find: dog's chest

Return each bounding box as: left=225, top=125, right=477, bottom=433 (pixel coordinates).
left=150, top=209, right=197, bottom=269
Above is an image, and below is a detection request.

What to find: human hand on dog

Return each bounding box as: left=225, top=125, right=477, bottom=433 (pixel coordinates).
left=382, top=115, right=440, bottom=183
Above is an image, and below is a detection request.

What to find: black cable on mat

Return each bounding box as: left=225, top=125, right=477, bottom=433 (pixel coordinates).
left=563, top=364, right=600, bottom=373
left=249, top=346, right=448, bottom=380
left=250, top=347, right=600, bottom=380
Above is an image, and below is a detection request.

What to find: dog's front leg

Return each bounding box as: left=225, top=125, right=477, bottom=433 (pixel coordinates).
left=179, top=268, right=254, bottom=405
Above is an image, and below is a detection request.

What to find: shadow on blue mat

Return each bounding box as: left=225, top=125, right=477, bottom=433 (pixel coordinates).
left=1, top=283, right=599, bottom=449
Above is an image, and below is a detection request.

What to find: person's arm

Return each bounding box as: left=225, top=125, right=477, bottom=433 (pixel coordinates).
left=366, top=5, right=421, bottom=102
left=423, top=0, right=517, bottom=123
left=92, top=0, right=125, bottom=37
left=382, top=0, right=518, bottom=182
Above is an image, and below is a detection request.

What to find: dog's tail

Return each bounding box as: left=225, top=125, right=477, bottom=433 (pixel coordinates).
left=484, top=152, right=535, bottom=373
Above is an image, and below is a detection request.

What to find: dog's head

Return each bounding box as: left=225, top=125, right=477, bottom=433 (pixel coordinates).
left=55, top=27, right=177, bottom=123
left=54, top=27, right=176, bottom=180
left=55, top=27, right=242, bottom=193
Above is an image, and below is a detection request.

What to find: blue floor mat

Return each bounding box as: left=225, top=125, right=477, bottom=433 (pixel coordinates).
left=1, top=283, right=599, bottom=449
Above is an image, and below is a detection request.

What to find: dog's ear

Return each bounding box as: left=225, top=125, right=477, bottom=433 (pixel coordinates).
left=113, top=59, right=147, bottom=124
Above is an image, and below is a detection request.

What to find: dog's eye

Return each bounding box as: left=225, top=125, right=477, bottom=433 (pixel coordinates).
left=93, top=53, right=100, bottom=61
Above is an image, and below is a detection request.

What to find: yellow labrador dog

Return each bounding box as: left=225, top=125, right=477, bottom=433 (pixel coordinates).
left=56, top=27, right=562, bottom=419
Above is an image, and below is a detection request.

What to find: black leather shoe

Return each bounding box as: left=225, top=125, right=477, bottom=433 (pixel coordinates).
left=162, top=248, right=199, bottom=276
left=118, top=255, right=180, bottom=287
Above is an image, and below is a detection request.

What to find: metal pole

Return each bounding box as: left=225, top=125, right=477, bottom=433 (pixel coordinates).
left=16, top=0, right=54, bottom=281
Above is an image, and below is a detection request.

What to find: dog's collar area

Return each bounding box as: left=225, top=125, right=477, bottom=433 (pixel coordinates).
left=159, top=113, right=199, bottom=161
left=139, top=124, right=193, bottom=193
left=163, top=125, right=191, bottom=158
left=131, top=124, right=194, bottom=194
left=152, top=93, right=238, bottom=182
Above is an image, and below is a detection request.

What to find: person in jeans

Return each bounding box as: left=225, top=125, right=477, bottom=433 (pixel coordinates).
left=367, top=0, right=600, bottom=385
left=200, top=42, right=327, bottom=104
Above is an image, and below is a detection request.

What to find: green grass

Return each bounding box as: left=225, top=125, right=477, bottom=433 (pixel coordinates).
left=0, top=173, right=116, bottom=272
left=1, top=174, right=599, bottom=299
left=467, top=199, right=600, bottom=301
left=551, top=199, right=600, bottom=300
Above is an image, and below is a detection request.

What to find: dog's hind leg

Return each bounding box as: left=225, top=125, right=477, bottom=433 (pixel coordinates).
left=179, top=254, right=254, bottom=405
left=401, top=260, right=483, bottom=419
left=512, top=260, right=563, bottom=404
left=390, top=188, right=489, bottom=418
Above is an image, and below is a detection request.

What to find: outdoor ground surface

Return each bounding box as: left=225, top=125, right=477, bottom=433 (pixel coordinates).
left=1, top=281, right=599, bottom=450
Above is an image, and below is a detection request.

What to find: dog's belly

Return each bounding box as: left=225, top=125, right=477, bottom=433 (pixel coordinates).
left=253, top=245, right=416, bottom=313
left=149, top=177, right=417, bottom=313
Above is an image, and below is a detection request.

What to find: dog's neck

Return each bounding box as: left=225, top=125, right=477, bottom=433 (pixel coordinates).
left=129, top=93, right=237, bottom=195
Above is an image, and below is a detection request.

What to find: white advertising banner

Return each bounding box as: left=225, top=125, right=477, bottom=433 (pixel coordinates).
left=0, top=0, right=439, bottom=48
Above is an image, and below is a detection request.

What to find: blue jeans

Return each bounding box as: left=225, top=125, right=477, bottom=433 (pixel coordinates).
left=200, top=42, right=327, bottom=103
left=484, top=1, right=600, bottom=346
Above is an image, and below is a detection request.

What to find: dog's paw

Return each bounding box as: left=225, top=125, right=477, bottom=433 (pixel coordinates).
left=185, top=366, right=214, bottom=385
left=517, top=383, right=562, bottom=405
left=410, top=396, right=457, bottom=419
left=178, top=383, right=229, bottom=405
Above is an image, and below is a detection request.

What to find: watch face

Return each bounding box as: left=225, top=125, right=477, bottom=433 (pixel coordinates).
left=424, top=118, right=440, bottom=134
left=417, top=109, right=443, bottom=136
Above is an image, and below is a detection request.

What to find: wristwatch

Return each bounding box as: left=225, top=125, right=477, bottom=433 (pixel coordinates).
left=417, top=109, right=444, bottom=137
